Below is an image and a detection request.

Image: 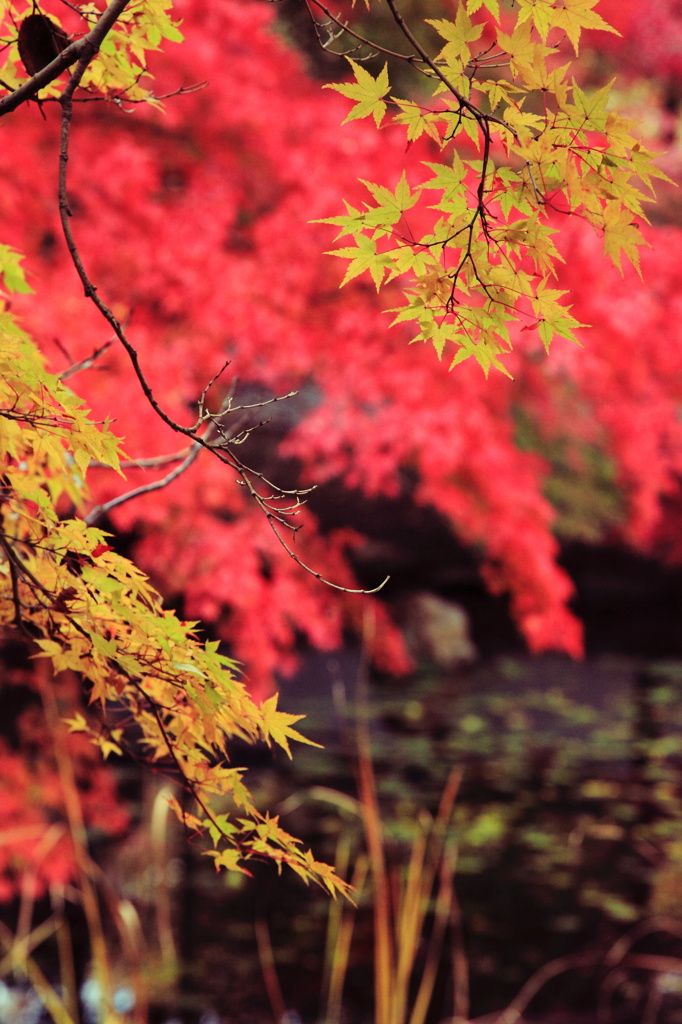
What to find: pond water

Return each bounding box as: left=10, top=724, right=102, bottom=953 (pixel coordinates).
left=139, top=651, right=682, bottom=1024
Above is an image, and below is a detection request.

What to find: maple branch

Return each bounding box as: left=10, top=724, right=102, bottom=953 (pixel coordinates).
left=0, top=0, right=132, bottom=118
left=3, top=548, right=244, bottom=858
left=0, top=532, right=100, bottom=644
left=382, top=0, right=502, bottom=286
left=58, top=103, right=191, bottom=444
left=127, top=677, right=231, bottom=844
left=307, top=0, right=515, bottom=139
left=53, top=2, right=389, bottom=597
left=313, top=0, right=531, bottom=340
left=84, top=384, right=290, bottom=523
left=38, top=79, right=207, bottom=109
left=57, top=183, right=386, bottom=588
left=0, top=538, right=254, bottom=862
left=0, top=533, right=25, bottom=629
left=57, top=77, right=267, bottom=466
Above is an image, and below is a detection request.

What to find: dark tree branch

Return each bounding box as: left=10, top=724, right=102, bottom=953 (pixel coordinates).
left=0, top=0, right=132, bottom=118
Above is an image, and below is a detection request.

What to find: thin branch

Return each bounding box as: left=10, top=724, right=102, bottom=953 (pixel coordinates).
left=84, top=382, right=272, bottom=522
left=221, top=389, right=299, bottom=414
left=117, top=448, right=194, bottom=470
left=39, top=79, right=207, bottom=109
left=85, top=439, right=204, bottom=525
left=126, top=676, right=262, bottom=867
left=58, top=97, right=190, bottom=444
left=310, top=0, right=546, bottom=335
left=0, top=533, right=25, bottom=628
left=59, top=341, right=112, bottom=380
left=262, top=513, right=390, bottom=594
left=58, top=0, right=99, bottom=22
left=493, top=951, right=604, bottom=1024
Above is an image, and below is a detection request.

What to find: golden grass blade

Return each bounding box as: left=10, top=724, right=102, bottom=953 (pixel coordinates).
left=323, top=854, right=369, bottom=1024
left=408, top=840, right=457, bottom=1024
left=255, top=916, right=288, bottom=1024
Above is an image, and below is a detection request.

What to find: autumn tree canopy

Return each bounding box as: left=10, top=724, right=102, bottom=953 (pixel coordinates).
left=0, top=0, right=680, bottom=900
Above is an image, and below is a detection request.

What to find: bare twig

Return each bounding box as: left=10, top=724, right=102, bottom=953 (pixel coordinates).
left=261, top=511, right=390, bottom=594
left=305, top=0, right=424, bottom=65
left=83, top=380, right=295, bottom=522
left=59, top=341, right=112, bottom=381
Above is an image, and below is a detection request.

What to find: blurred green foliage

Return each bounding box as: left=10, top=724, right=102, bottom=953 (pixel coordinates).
left=514, top=405, right=625, bottom=544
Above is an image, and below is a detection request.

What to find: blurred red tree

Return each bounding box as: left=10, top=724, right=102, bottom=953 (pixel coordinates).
left=2, top=0, right=681, bottom=702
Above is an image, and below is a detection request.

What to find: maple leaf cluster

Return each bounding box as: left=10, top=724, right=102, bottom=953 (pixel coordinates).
left=0, top=312, right=351, bottom=895
left=0, top=0, right=680, bottom=699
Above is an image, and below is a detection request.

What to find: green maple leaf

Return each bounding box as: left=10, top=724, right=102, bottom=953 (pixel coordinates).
left=0, top=244, right=33, bottom=294
left=466, top=0, right=500, bottom=21
left=328, top=234, right=392, bottom=290
left=602, top=203, right=646, bottom=275
left=553, top=0, right=620, bottom=54
left=325, top=60, right=390, bottom=127
left=391, top=98, right=442, bottom=143
left=359, top=172, right=419, bottom=228
left=570, top=79, right=612, bottom=132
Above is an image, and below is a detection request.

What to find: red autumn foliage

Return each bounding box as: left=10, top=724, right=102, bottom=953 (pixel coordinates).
left=591, top=0, right=682, bottom=84
left=0, top=0, right=681, bottom=701
left=0, top=669, right=128, bottom=902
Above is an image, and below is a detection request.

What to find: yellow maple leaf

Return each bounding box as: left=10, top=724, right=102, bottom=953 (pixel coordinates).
left=259, top=694, right=322, bottom=759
